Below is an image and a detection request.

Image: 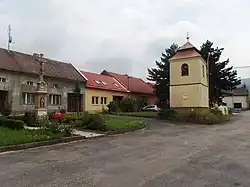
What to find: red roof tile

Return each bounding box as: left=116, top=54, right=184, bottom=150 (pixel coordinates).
left=101, top=70, right=154, bottom=95
left=170, top=41, right=201, bottom=60
left=0, top=48, right=85, bottom=81
left=81, top=71, right=129, bottom=93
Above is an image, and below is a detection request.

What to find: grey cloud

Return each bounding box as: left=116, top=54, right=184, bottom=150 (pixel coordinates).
left=0, top=0, right=249, bottom=80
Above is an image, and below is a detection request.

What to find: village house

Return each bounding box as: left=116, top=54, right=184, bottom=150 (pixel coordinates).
left=0, top=48, right=87, bottom=115
left=222, top=87, right=249, bottom=110
left=81, top=71, right=129, bottom=112
left=101, top=70, right=157, bottom=105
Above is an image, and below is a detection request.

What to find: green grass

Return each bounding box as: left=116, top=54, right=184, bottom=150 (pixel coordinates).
left=114, top=112, right=158, bottom=118
left=0, top=128, right=68, bottom=147
left=105, top=115, right=146, bottom=130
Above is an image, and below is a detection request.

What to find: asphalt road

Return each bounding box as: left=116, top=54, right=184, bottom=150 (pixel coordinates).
left=0, top=112, right=250, bottom=187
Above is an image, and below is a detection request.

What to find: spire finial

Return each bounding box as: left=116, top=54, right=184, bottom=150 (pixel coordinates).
left=186, top=32, right=190, bottom=42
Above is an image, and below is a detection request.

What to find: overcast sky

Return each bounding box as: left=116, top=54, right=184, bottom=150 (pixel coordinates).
left=0, top=0, right=250, bottom=79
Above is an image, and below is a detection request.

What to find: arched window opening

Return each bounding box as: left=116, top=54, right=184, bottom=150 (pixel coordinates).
left=181, top=64, right=189, bottom=76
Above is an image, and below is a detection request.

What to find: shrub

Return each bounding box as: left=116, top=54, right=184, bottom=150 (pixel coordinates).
left=74, top=112, right=106, bottom=131
left=87, top=113, right=106, bottom=131
left=210, top=107, right=222, bottom=116
left=24, top=111, right=37, bottom=127
left=119, top=97, right=136, bottom=112
left=0, top=118, right=24, bottom=130
left=158, top=108, right=177, bottom=119
left=187, top=110, right=229, bottom=125
left=107, top=102, right=117, bottom=113
left=0, top=103, right=12, bottom=116
left=134, top=97, right=147, bottom=112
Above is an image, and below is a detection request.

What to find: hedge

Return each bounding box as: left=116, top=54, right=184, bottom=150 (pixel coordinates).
left=0, top=118, right=25, bottom=130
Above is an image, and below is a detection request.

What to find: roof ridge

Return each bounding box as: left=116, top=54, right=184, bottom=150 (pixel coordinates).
left=0, top=47, right=70, bottom=65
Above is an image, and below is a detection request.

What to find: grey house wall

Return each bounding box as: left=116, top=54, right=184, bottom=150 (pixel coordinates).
left=0, top=70, right=85, bottom=115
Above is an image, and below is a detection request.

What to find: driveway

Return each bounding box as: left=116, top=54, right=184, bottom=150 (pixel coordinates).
left=0, top=112, right=250, bottom=187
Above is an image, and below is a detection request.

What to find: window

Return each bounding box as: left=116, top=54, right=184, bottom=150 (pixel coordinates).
left=94, top=80, right=102, bottom=85
left=27, top=81, right=33, bottom=86
left=92, top=96, right=99, bottom=104
left=0, top=77, right=6, bottom=83
left=101, top=97, right=107, bottom=105
left=49, top=94, right=61, bottom=105
left=202, top=65, right=205, bottom=77
left=102, top=81, right=107, bottom=85
left=234, top=103, right=242, bottom=109
left=23, top=93, right=35, bottom=105
left=181, top=64, right=189, bottom=76
left=53, top=84, right=59, bottom=89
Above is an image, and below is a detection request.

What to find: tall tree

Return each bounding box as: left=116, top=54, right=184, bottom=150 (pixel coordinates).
left=147, top=43, right=178, bottom=109
left=200, top=40, right=241, bottom=104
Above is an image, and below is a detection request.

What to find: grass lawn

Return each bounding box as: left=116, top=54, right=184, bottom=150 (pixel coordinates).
left=114, top=111, right=158, bottom=118
left=0, top=128, right=68, bottom=147
left=105, top=115, right=146, bottom=131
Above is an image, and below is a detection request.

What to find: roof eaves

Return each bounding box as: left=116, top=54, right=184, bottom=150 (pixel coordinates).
left=72, top=64, right=88, bottom=81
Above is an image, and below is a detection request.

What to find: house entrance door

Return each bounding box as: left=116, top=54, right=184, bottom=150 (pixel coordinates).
left=0, top=91, right=8, bottom=110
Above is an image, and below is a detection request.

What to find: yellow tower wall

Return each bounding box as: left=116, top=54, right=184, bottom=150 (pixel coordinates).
left=170, top=56, right=209, bottom=110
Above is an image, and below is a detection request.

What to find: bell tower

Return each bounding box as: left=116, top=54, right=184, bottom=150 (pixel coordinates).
left=169, top=38, right=209, bottom=113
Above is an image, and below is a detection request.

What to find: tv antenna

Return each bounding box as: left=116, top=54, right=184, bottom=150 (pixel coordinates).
left=8, top=24, right=13, bottom=51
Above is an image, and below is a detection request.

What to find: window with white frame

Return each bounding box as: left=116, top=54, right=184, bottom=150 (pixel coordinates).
left=0, top=77, right=6, bottom=83
left=92, top=96, right=99, bottom=104
left=101, top=97, right=107, bottom=105
left=49, top=94, right=61, bottom=105
left=27, top=81, right=33, bottom=86
left=23, top=93, right=35, bottom=105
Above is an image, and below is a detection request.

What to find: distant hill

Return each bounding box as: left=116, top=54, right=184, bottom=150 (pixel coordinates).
left=240, top=78, right=250, bottom=90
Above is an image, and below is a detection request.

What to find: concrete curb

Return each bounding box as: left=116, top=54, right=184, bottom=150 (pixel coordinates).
left=0, top=136, right=86, bottom=153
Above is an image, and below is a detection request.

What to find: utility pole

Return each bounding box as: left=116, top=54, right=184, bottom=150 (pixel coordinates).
left=7, top=24, right=12, bottom=51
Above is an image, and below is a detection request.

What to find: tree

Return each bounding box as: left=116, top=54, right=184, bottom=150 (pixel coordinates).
left=147, top=43, right=178, bottom=109
left=200, top=40, right=241, bottom=104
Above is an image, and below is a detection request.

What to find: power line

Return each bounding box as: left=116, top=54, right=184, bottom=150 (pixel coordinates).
left=234, top=66, right=250, bottom=69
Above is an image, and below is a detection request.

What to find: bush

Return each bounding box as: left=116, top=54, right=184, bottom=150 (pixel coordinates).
left=134, top=97, right=147, bottom=112
left=24, top=111, right=37, bottom=126
left=87, top=113, right=106, bottom=131
left=210, top=107, right=222, bottom=116
left=74, top=112, right=107, bottom=131
left=107, top=102, right=117, bottom=113
left=119, top=97, right=136, bottom=112
left=0, top=118, right=25, bottom=130
left=187, top=110, right=229, bottom=125
left=0, top=103, right=12, bottom=116
left=158, top=108, right=177, bottom=119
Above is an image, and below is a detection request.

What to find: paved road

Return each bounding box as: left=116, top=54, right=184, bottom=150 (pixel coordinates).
left=0, top=112, right=250, bottom=187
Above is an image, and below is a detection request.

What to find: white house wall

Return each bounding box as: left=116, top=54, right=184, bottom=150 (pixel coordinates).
left=223, top=96, right=248, bottom=109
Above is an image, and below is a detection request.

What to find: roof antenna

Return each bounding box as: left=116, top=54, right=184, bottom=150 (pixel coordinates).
left=186, top=32, right=190, bottom=42
left=7, top=24, right=13, bottom=51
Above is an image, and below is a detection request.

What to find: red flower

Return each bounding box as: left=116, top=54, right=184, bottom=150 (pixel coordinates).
left=52, top=113, right=65, bottom=119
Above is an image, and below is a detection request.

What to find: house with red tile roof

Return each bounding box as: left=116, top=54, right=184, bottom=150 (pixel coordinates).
left=81, top=71, right=130, bottom=111
left=101, top=70, right=157, bottom=105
